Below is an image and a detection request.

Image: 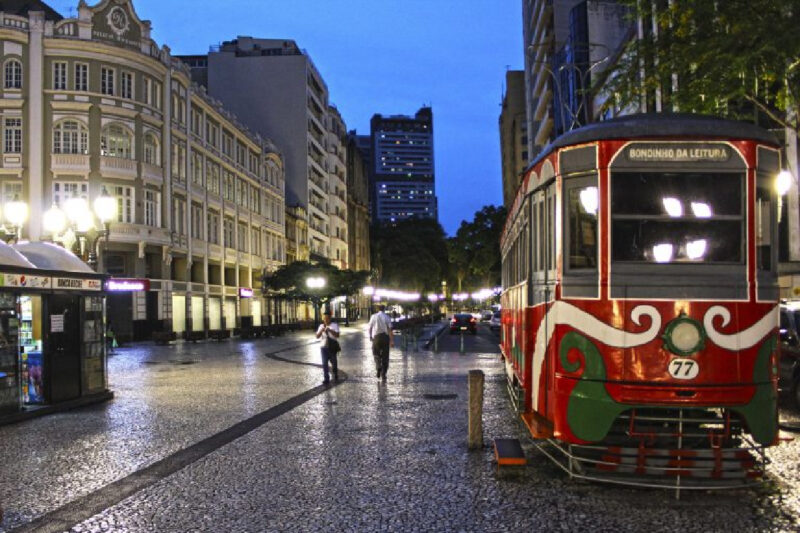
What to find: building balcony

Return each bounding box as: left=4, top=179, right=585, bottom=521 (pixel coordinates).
left=100, top=156, right=137, bottom=179
left=141, top=162, right=163, bottom=183
left=108, top=223, right=171, bottom=245
left=51, top=153, right=90, bottom=176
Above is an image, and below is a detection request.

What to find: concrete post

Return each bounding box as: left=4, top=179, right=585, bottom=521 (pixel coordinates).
left=468, top=369, right=484, bottom=450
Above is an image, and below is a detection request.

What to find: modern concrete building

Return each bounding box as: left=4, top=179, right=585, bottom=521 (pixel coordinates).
left=327, top=104, right=348, bottom=268
left=499, top=70, right=527, bottom=209
left=369, top=107, right=437, bottom=223
left=0, top=0, right=287, bottom=341
left=179, top=37, right=347, bottom=267
left=345, top=132, right=370, bottom=273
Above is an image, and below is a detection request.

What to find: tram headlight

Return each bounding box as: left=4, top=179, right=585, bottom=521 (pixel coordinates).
left=662, top=314, right=706, bottom=356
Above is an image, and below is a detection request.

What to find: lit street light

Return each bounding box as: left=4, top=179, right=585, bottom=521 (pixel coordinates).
left=43, top=188, right=117, bottom=271
left=306, top=276, right=326, bottom=329
left=1, top=195, right=29, bottom=242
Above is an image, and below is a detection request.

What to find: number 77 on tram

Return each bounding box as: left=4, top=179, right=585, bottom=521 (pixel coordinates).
left=499, top=113, right=784, bottom=488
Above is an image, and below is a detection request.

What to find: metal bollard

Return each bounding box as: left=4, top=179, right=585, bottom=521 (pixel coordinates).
left=468, top=369, right=484, bottom=449
left=460, top=332, right=465, bottom=354
left=433, top=333, right=438, bottom=353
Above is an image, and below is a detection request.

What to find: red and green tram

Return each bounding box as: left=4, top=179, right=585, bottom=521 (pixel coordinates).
left=499, top=113, right=782, bottom=489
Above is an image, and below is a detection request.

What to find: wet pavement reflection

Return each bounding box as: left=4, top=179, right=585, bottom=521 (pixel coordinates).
left=0, top=323, right=799, bottom=532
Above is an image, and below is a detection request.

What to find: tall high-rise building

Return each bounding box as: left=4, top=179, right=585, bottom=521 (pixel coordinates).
left=369, top=107, right=437, bottom=223
left=180, top=37, right=347, bottom=267
left=499, top=70, right=528, bottom=209
left=346, top=132, right=370, bottom=273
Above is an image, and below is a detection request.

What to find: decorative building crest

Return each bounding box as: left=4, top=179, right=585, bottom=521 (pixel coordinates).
left=106, top=5, right=130, bottom=38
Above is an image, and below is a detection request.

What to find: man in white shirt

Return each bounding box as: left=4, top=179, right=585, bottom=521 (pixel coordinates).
left=315, top=309, right=340, bottom=385
left=368, top=304, right=394, bottom=383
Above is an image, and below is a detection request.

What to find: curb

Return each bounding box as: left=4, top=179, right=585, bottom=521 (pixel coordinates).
left=0, top=390, right=114, bottom=428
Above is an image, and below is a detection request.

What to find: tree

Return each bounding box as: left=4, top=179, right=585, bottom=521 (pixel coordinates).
left=262, top=261, right=369, bottom=309
left=602, top=1, right=800, bottom=132
left=447, top=205, right=507, bottom=292
left=371, top=218, right=449, bottom=293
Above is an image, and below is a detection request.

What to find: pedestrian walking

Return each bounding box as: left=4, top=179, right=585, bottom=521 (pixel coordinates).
left=368, top=304, right=394, bottom=382
left=315, top=309, right=340, bottom=385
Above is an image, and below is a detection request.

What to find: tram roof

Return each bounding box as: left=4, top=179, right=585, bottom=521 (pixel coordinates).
left=525, top=113, right=780, bottom=173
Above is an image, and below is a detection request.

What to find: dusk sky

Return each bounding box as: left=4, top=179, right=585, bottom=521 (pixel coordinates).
left=51, top=0, right=524, bottom=235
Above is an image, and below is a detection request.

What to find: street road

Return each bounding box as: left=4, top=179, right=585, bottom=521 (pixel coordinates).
left=0, top=323, right=799, bottom=532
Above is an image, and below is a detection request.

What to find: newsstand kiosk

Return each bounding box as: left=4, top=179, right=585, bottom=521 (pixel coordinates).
left=0, top=242, right=108, bottom=418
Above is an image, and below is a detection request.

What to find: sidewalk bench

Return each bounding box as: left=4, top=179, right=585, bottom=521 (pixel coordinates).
left=493, top=438, right=526, bottom=469
left=209, top=329, right=231, bottom=341
left=153, top=331, right=177, bottom=345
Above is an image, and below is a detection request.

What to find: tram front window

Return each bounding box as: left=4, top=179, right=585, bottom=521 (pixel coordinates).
left=611, top=171, right=743, bottom=263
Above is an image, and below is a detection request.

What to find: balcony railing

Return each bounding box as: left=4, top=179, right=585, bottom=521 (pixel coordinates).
left=141, top=162, right=163, bottom=182
left=51, top=153, right=90, bottom=174
left=100, top=156, right=137, bottom=179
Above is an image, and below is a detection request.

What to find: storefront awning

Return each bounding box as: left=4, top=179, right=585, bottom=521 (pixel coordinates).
left=13, top=242, right=95, bottom=273
left=0, top=240, right=36, bottom=268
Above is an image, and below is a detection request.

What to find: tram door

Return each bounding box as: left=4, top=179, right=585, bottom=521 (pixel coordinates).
left=46, top=294, right=81, bottom=402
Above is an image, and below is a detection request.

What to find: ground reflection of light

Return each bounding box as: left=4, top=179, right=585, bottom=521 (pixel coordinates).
left=686, top=239, right=707, bottom=260
left=653, top=243, right=674, bottom=263
left=662, top=197, right=683, bottom=217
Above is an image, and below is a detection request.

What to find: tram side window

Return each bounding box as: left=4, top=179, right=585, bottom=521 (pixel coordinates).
left=611, top=171, right=743, bottom=263
left=756, top=176, right=773, bottom=271
left=565, top=179, right=598, bottom=270
left=547, top=190, right=555, bottom=271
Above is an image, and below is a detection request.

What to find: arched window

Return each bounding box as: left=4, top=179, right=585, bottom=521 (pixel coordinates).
left=4, top=59, right=21, bottom=89
left=52, top=120, right=88, bottom=154
left=143, top=132, right=160, bottom=165
left=101, top=124, right=132, bottom=158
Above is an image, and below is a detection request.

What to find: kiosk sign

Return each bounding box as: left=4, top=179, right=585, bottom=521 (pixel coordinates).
left=0, top=274, right=50, bottom=289
left=54, top=277, right=103, bottom=291
left=239, top=288, right=254, bottom=298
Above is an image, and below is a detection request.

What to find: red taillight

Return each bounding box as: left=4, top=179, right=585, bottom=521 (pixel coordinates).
left=470, top=317, right=476, bottom=323
left=450, top=318, right=456, bottom=323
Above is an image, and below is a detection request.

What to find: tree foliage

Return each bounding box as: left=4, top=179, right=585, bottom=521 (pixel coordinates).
left=602, top=0, right=800, bottom=131
left=262, top=261, right=369, bottom=304
left=447, top=205, right=506, bottom=292
left=370, top=218, right=449, bottom=293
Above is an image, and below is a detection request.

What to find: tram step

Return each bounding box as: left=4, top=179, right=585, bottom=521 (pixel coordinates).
left=493, top=438, right=527, bottom=466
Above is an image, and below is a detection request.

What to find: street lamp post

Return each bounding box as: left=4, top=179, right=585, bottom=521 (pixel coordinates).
left=306, top=276, right=326, bottom=330
left=44, top=188, right=117, bottom=271
left=1, top=195, right=29, bottom=243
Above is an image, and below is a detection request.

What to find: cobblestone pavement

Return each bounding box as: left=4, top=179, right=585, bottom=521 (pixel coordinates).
left=1, top=324, right=800, bottom=532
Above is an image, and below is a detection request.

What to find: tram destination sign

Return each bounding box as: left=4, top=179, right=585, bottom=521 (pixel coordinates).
left=625, top=143, right=731, bottom=163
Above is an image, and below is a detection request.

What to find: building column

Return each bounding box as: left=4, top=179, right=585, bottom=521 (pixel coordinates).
left=26, top=11, right=45, bottom=241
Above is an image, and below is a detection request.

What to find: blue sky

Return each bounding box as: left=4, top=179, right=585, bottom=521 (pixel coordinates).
left=51, top=0, right=524, bottom=235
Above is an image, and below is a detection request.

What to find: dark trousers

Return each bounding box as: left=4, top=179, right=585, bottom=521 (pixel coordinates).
left=321, top=346, right=338, bottom=382
left=372, top=333, right=390, bottom=377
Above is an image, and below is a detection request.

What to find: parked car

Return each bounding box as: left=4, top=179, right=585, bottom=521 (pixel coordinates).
left=481, top=310, right=494, bottom=321
left=489, top=311, right=501, bottom=332
left=450, top=313, right=477, bottom=334
left=779, top=301, right=800, bottom=409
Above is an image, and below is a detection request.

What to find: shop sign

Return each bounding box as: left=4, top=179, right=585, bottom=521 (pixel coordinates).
left=54, top=277, right=103, bottom=291
left=0, top=274, right=51, bottom=289
left=239, top=288, right=254, bottom=298
left=107, top=278, right=150, bottom=292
